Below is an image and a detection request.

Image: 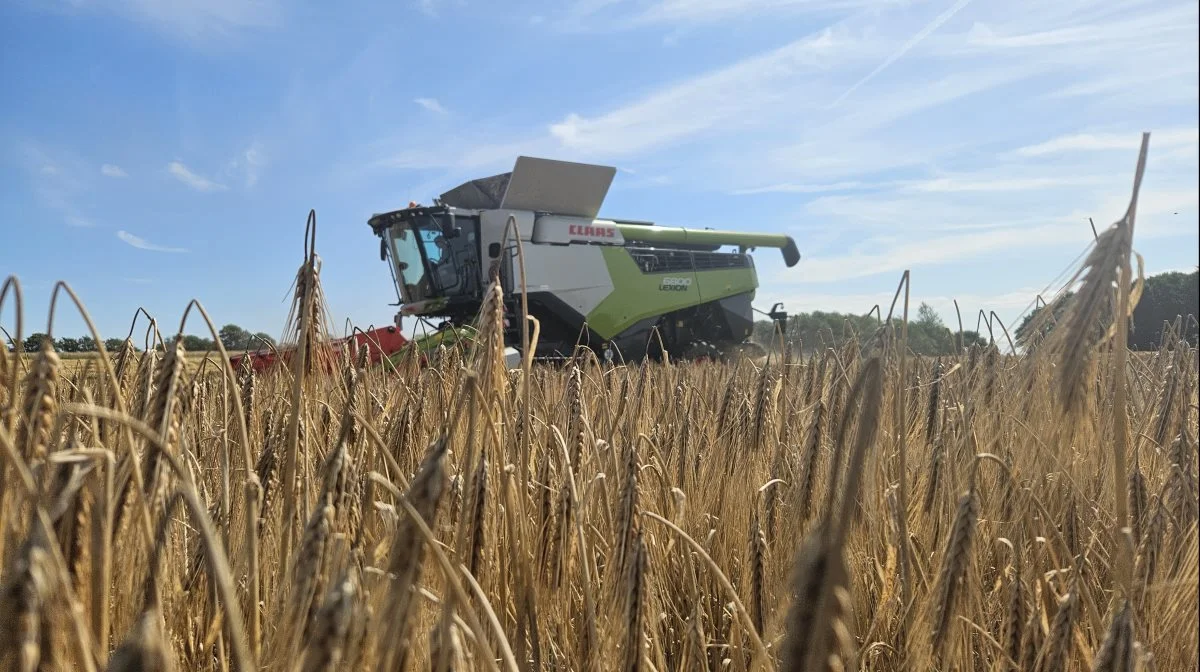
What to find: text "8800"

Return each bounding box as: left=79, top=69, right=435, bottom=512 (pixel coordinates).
left=659, top=277, right=692, bottom=291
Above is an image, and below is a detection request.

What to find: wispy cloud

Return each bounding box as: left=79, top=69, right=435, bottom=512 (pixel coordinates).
left=414, top=97, right=448, bottom=114
left=1014, top=128, right=1200, bottom=157
left=732, top=180, right=876, bottom=195
left=829, top=0, right=975, bottom=108
left=100, top=163, right=127, bottom=178
left=778, top=178, right=1199, bottom=285
left=242, top=143, right=266, bottom=187
left=224, top=141, right=267, bottom=188
left=554, top=0, right=883, bottom=31
left=544, top=22, right=884, bottom=157
left=904, top=175, right=1107, bottom=193
left=612, top=167, right=673, bottom=189
left=20, top=140, right=98, bottom=228
left=414, top=0, right=465, bottom=18
left=40, top=0, right=282, bottom=41
left=116, top=230, right=189, bottom=253
left=167, top=161, right=228, bottom=192
left=369, top=0, right=1195, bottom=191
left=735, top=173, right=1108, bottom=196
left=784, top=222, right=1095, bottom=284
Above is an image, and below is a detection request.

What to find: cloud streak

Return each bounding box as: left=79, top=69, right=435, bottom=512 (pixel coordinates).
left=168, top=161, right=228, bottom=192
left=828, top=0, right=975, bottom=108
left=41, top=0, right=282, bottom=42
left=371, top=0, right=1196, bottom=188
left=781, top=180, right=1199, bottom=285
left=544, top=22, right=885, bottom=157
left=116, top=231, right=189, bottom=253
left=100, top=163, right=128, bottom=178
left=1014, top=128, right=1200, bottom=157
left=223, top=141, right=267, bottom=188
left=555, top=0, right=882, bottom=31
left=414, top=97, right=448, bottom=114
left=21, top=140, right=99, bottom=228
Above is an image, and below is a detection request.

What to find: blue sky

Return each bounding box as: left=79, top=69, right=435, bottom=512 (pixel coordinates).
left=2, top=0, right=1197, bottom=344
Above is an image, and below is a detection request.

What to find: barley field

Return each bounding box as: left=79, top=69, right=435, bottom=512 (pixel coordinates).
left=51, top=353, right=249, bottom=378
left=2, top=209, right=1199, bottom=671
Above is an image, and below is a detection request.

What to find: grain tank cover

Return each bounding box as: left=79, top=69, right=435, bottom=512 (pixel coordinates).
left=440, top=156, right=618, bottom=217
left=502, top=157, right=617, bottom=218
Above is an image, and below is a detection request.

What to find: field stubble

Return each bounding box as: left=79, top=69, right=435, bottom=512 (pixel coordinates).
left=2, top=283, right=1197, bottom=672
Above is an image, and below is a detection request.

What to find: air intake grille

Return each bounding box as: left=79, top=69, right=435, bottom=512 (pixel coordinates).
left=625, top=248, right=752, bottom=274
left=693, top=251, right=751, bottom=270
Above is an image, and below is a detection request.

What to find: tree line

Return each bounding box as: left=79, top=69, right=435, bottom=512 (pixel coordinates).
left=1014, top=268, right=1198, bottom=349
left=752, top=301, right=989, bottom=357
left=7, top=323, right=276, bottom=354
left=754, top=268, right=1198, bottom=357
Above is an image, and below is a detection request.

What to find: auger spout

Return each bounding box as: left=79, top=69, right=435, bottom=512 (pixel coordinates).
left=613, top=224, right=801, bottom=267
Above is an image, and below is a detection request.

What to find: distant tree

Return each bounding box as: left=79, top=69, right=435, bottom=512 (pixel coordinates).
left=219, top=324, right=251, bottom=351
left=24, top=333, right=50, bottom=351
left=104, top=338, right=128, bottom=352
left=959, top=330, right=988, bottom=349
left=1014, top=269, right=1199, bottom=352
left=786, top=310, right=882, bottom=353
left=1130, top=269, right=1199, bottom=348
left=57, top=337, right=81, bottom=353
left=77, top=335, right=97, bottom=352
left=916, top=302, right=944, bottom=329
left=252, top=332, right=276, bottom=349
left=182, top=335, right=217, bottom=351
left=752, top=302, right=992, bottom=357
left=1015, top=292, right=1073, bottom=351
left=907, top=302, right=956, bottom=356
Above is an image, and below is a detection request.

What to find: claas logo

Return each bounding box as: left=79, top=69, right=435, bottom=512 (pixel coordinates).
left=568, top=224, right=616, bottom=238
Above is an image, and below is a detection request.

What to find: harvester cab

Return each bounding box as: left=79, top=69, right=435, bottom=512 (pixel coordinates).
left=368, top=156, right=800, bottom=362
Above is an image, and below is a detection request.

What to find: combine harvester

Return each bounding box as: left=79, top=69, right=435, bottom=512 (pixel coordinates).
left=368, top=156, right=798, bottom=363
left=233, top=156, right=798, bottom=373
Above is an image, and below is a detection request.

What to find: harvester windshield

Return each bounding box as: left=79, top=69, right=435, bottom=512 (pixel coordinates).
left=389, top=225, right=430, bottom=300
left=373, top=208, right=482, bottom=316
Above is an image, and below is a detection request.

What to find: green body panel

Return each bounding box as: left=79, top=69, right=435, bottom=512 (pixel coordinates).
left=584, top=247, right=758, bottom=339
left=384, top=325, right=478, bottom=368
left=414, top=325, right=477, bottom=351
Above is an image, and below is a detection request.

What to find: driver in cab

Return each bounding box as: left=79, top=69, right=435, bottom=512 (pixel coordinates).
left=430, top=234, right=458, bottom=291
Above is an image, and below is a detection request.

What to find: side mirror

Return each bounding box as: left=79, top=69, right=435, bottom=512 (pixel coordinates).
left=441, top=213, right=462, bottom=239
left=380, top=238, right=388, bottom=261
